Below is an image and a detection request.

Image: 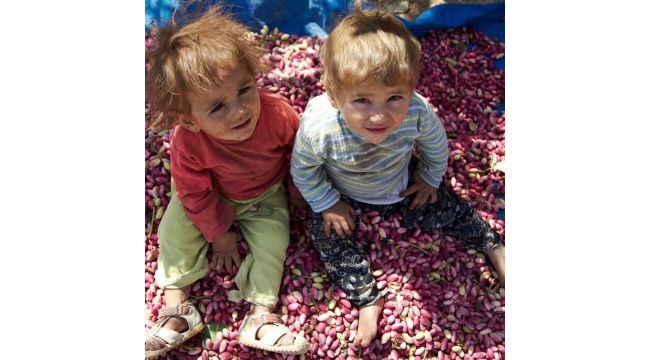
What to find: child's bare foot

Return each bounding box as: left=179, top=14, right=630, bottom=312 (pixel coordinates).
left=353, top=297, right=384, bottom=348
left=487, top=245, right=505, bottom=287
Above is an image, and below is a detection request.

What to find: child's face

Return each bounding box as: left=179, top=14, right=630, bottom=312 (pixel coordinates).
left=329, top=79, right=413, bottom=144
left=180, top=66, right=261, bottom=142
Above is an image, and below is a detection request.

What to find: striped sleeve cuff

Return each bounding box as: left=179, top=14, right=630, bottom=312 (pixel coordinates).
left=309, top=189, right=341, bottom=213
left=418, top=166, right=444, bottom=189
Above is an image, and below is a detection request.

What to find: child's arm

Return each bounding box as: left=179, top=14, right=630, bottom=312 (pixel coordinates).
left=172, top=147, right=242, bottom=273
left=291, top=131, right=355, bottom=237
left=401, top=98, right=449, bottom=209
left=416, top=100, right=449, bottom=189
left=415, top=99, right=449, bottom=187
left=170, top=146, right=236, bottom=243
left=290, top=126, right=340, bottom=213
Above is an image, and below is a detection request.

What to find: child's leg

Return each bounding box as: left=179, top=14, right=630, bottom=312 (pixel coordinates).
left=230, top=182, right=308, bottom=353
left=146, top=191, right=210, bottom=356
left=436, top=184, right=505, bottom=284
left=404, top=181, right=505, bottom=285
left=150, top=286, right=191, bottom=339
left=486, top=245, right=505, bottom=286
left=308, top=207, right=383, bottom=347
left=228, top=183, right=289, bottom=309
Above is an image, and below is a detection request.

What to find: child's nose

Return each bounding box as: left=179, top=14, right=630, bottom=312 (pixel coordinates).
left=230, top=102, right=246, bottom=119
left=369, top=110, right=388, bottom=123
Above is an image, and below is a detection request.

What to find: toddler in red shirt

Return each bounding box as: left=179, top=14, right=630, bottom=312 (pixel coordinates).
left=145, top=5, right=309, bottom=357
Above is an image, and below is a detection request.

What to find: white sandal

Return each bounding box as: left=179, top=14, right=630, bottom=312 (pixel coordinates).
left=238, top=313, right=310, bottom=355
left=145, top=302, right=205, bottom=358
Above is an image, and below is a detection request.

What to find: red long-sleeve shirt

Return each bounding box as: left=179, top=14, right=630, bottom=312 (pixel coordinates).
left=170, top=89, right=300, bottom=242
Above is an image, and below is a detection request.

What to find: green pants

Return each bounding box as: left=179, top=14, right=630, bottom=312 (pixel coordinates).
left=155, top=181, right=290, bottom=308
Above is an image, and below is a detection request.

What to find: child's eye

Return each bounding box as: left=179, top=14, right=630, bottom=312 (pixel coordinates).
left=238, top=86, right=251, bottom=95
left=388, top=95, right=403, bottom=102
left=353, top=98, right=370, bottom=104
left=211, top=103, right=224, bottom=113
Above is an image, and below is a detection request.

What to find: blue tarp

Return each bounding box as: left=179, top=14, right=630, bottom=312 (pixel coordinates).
left=145, top=1, right=504, bottom=43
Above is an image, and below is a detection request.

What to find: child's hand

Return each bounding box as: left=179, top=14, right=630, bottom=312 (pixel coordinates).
left=400, top=171, right=438, bottom=210
left=211, top=231, right=243, bottom=274
left=322, top=200, right=356, bottom=238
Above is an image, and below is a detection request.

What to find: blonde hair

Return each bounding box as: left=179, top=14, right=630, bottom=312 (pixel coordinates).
left=146, top=4, right=268, bottom=130
left=320, top=0, right=421, bottom=99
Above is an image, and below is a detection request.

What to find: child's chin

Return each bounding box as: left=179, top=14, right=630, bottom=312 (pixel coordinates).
left=363, top=133, right=389, bottom=144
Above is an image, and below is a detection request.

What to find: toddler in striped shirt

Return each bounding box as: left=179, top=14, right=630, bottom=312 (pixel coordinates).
left=290, top=1, right=506, bottom=348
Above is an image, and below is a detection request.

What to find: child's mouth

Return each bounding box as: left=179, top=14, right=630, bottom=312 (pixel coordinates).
left=233, top=118, right=251, bottom=130
left=365, top=127, right=388, bottom=134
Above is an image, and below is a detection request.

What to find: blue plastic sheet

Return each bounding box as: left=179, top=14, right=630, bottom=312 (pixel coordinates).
left=145, top=0, right=349, bottom=37
left=400, top=3, right=503, bottom=41
left=145, top=1, right=504, bottom=44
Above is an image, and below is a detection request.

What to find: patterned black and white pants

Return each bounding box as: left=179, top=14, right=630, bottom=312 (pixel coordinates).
left=308, top=168, right=501, bottom=308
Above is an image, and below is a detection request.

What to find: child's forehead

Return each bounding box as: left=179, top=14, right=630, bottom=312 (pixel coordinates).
left=212, top=64, right=254, bottom=86
left=188, top=66, right=254, bottom=100
left=345, top=79, right=412, bottom=96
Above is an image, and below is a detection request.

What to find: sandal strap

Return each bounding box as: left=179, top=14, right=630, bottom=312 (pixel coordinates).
left=247, top=313, right=281, bottom=329
left=157, top=303, right=202, bottom=331
left=256, top=313, right=281, bottom=324
left=154, top=327, right=184, bottom=345
left=158, top=303, right=190, bottom=317
left=259, top=324, right=291, bottom=346
left=239, top=313, right=282, bottom=340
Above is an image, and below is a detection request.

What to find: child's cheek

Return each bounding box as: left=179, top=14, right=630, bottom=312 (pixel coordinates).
left=352, top=117, right=367, bottom=132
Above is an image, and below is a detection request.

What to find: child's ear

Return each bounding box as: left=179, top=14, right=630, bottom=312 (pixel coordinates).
left=324, top=83, right=340, bottom=109
left=326, top=92, right=340, bottom=110
left=176, top=114, right=200, bottom=133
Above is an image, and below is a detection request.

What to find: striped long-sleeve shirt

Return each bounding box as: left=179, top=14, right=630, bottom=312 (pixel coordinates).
left=291, top=91, right=449, bottom=213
